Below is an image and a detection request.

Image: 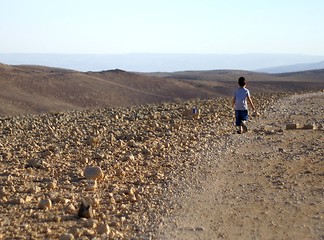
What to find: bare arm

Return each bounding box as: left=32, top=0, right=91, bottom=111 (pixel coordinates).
left=232, top=96, right=236, bottom=108
left=247, top=96, right=256, bottom=111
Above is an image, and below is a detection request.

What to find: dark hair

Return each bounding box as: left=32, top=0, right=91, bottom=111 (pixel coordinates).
left=238, top=76, right=246, bottom=87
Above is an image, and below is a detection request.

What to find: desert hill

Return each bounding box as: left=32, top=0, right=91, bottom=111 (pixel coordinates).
left=0, top=63, right=323, bottom=116
left=0, top=64, right=210, bottom=116
left=148, top=69, right=324, bottom=94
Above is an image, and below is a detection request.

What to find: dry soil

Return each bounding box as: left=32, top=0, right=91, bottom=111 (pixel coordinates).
left=159, top=92, right=323, bottom=240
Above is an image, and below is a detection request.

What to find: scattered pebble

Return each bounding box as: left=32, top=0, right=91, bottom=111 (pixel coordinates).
left=97, top=223, right=111, bottom=235
left=59, top=233, right=74, bottom=240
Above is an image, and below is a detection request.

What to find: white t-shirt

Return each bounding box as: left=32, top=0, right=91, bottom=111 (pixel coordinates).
left=234, top=87, right=250, bottom=110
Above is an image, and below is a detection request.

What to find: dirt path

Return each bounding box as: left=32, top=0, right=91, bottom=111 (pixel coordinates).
left=159, top=92, right=324, bottom=240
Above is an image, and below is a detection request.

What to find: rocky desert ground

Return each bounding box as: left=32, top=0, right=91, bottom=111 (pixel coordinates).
left=0, top=91, right=323, bottom=239
left=160, top=91, right=323, bottom=240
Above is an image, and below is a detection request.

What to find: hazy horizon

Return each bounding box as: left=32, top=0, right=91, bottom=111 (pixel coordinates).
left=1, top=53, right=324, bottom=73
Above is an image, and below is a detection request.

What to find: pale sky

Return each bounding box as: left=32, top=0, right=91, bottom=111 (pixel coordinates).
left=1, top=0, right=324, bottom=55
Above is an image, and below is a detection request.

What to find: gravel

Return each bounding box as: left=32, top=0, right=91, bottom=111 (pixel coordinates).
left=1, top=91, right=320, bottom=239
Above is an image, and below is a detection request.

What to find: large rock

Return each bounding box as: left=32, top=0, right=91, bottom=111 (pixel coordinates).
left=84, top=166, right=104, bottom=180
left=78, top=200, right=93, bottom=218
left=38, top=199, right=52, bottom=210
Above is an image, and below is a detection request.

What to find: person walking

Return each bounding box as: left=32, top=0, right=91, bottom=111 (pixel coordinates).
left=232, top=76, right=258, bottom=134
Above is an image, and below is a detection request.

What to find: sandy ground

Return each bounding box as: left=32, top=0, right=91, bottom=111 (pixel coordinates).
left=159, top=92, right=324, bottom=240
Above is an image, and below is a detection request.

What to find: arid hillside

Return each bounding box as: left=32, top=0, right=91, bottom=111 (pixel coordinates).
left=148, top=69, right=324, bottom=95
left=0, top=64, right=209, bottom=116
left=0, top=63, right=323, bottom=116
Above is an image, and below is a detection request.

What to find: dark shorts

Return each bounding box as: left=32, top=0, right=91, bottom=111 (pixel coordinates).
left=235, top=110, right=248, bottom=126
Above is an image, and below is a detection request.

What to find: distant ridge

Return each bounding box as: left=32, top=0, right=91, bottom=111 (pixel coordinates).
left=1, top=53, right=324, bottom=72
left=256, top=60, right=324, bottom=73
left=0, top=64, right=323, bottom=116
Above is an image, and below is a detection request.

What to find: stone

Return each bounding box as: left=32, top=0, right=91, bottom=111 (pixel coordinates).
left=85, top=136, right=99, bottom=146
left=40, top=149, right=52, bottom=158
left=81, top=157, right=89, bottom=164
left=84, top=219, right=98, bottom=229
left=28, top=186, right=41, bottom=194
left=47, top=180, right=57, bottom=190
left=2, top=151, right=12, bottom=160
left=97, top=223, right=111, bottom=235
left=38, top=199, right=52, bottom=210
left=109, top=133, right=116, bottom=143
left=83, top=229, right=96, bottom=237
left=251, top=111, right=260, bottom=117
left=10, top=198, right=25, bottom=205
left=182, top=107, right=200, bottom=119
left=26, top=158, right=42, bottom=168
left=59, top=233, right=74, bottom=240
left=128, top=140, right=137, bottom=147
left=48, top=145, right=57, bottom=152
left=68, top=227, right=83, bottom=238
left=78, top=200, right=93, bottom=218
left=84, top=166, right=103, bottom=180
left=122, top=154, right=135, bottom=162
left=115, top=168, right=125, bottom=177
left=0, top=187, right=8, bottom=197
left=65, top=203, right=76, bottom=214
left=195, top=226, right=205, bottom=231
left=286, top=123, right=300, bottom=130
left=85, top=180, right=97, bottom=191
left=127, top=187, right=136, bottom=196
left=302, top=123, right=317, bottom=130
left=25, top=196, right=33, bottom=203
left=93, top=152, right=104, bottom=160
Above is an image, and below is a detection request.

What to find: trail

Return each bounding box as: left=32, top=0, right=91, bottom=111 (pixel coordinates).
left=159, top=92, right=324, bottom=240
